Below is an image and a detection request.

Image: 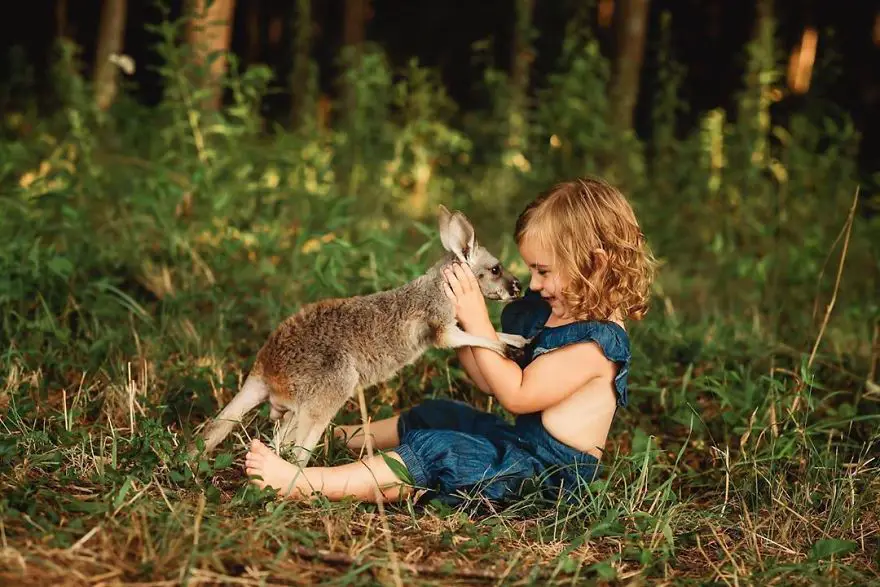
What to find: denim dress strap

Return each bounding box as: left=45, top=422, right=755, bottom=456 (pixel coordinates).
left=533, top=321, right=632, bottom=408
left=500, top=289, right=632, bottom=408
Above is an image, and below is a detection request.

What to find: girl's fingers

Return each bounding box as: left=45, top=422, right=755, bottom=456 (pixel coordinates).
left=442, top=281, right=455, bottom=301
left=452, top=263, right=471, bottom=293
left=445, top=268, right=464, bottom=296
left=464, top=264, right=480, bottom=290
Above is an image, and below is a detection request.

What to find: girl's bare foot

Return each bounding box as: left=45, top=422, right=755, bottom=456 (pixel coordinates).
left=244, top=438, right=309, bottom=498
left=243, top=437, right=412, bottom=503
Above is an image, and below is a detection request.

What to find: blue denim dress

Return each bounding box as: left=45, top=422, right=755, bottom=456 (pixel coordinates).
left=394, top=289, right=632, bottom=506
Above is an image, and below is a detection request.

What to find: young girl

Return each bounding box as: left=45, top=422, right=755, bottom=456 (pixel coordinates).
left=244, top=176, right=655, bottom=505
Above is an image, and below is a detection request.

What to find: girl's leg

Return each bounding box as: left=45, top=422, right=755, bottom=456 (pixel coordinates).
left=334, top=415, right=400, bottom=451
left=332, top=399, right=495, bottom=453
left=245, top=439, right=410, bottom=502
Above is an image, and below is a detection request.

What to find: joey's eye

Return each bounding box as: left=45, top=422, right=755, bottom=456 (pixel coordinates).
left=490, top=265, right=501, bottom=276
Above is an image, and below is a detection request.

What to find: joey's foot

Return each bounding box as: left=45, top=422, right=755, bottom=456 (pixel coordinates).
left=499, top=333, right=530, bottom=362
left=245, top=439, right=309, bottom=499
left=504, top=344, right=526, bottom=362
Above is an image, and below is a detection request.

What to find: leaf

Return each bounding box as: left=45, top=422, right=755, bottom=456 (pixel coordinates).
left=93, top=281, right=152, bottom=323
left=112, top=477, right=134, bottom=510
left=590, top=519, right=625, bottom=538
left=206, top=484, right=221, bottom=503
left=47, top=256, right=74, bottom=278
left=65, top=499, right=108, bottom=514
left=380, top=452, right=414, bottom=485
left=214, top=452, right=234, bottom=470
left=588, top=560, right=617, bottom=580
left=560, top=555, right=578, bottom=573
left=662, top=521, right=675, bottom=552
left=809, top=539, right=857, bottom=561
left=631, top=427, right=651, bottom=454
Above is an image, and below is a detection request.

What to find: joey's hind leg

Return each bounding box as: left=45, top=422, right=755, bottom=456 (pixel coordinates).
left=275, top=367, right=359, bottom=468
left=288, top=407, right=336, bottom=469
left=272, top=409, right=298, bottom=454
left=199, top=375, right=269, bottom=455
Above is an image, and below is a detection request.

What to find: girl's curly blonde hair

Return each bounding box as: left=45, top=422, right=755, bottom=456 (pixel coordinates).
left=514, top=176, right=656, bottom=322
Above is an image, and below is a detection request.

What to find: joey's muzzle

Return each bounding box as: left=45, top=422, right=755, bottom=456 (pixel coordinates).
left=508, top=277, right=522, bottom=297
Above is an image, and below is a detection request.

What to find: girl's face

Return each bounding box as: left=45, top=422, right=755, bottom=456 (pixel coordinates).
left=517, top=237, right=570, bottom=319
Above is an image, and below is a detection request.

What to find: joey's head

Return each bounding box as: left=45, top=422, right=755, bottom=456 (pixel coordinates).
left=437, top=205, right=521, bottom=301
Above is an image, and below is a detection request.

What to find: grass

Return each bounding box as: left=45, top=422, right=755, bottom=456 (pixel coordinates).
left=1, top=22, right=879, bottom=585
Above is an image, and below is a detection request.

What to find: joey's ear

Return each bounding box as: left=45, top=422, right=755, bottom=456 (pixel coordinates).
left=438, top=205, right=476, bottom=262
left=438, top=205, right=453, bottom=251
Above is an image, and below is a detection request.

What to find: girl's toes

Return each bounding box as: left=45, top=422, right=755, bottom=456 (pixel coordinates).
left=244, top=453, right=265, bottom=479
left=250, top=439, right=273, bottom=456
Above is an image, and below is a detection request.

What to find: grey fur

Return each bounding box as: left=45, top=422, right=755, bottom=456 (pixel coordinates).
left=196, top=205, right=527, bottom=467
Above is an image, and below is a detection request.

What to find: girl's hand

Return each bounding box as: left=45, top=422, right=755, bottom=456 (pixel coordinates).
left=443, top=263, right=491, bottom=331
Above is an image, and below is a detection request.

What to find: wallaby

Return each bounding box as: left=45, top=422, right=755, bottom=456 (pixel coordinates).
left=196, top=205, right=528, bottom=467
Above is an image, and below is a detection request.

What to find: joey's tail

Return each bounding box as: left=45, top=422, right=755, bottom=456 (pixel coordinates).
left=199, top=375, right=269, bottom=454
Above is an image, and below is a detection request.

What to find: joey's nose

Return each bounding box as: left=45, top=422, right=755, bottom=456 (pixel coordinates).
left=510, top=278, right=522, bottom=296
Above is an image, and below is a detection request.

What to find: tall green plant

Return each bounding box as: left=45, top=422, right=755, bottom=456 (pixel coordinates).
left=381, top=58, right=472, bottom=218
left=531, top=20, right=644, bottom=190
left=333, top=44, right=395, bottom=200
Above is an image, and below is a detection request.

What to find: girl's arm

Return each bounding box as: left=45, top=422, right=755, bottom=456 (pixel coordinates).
left=456, top=347, right=493, bottom=395
left=467, top=323, right=608, bottom=414
left=443, top=263, right=607, bottom=414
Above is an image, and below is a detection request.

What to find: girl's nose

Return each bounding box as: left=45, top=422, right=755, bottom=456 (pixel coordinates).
left=530, top=275, right=541, bottom=291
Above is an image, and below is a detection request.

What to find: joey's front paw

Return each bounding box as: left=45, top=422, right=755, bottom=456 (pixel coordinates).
left=503, top=344, right=526, bottom=362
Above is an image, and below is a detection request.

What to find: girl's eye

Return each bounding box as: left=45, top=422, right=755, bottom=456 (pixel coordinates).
left=538, top=270, right=549, bottom=277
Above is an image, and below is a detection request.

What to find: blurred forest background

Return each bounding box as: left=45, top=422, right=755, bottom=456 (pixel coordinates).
left=0, top=0, right=878, bottom=585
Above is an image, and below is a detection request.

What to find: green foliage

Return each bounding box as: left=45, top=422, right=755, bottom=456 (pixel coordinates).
left=0, top=7, right=877, bottom=584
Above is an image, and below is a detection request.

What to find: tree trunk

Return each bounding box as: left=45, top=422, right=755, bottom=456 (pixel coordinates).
left=598, top=0, right=614, bottom=28
left=508, top=0, right=535, bottom=152
left=608, top=0, right=650, bottom=132
left=94, top=0, right=128, bottom=111
left=290, top=0, right=313, bottom=129
left=187, top=0, right=237, bottom=110
left=245, top=0, right=261, bottom=65
left=343, top=0, right=367, bottom=49
left=56, top=0, right=69, bottom=39
left=268, top=13, right=284, bottom=50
